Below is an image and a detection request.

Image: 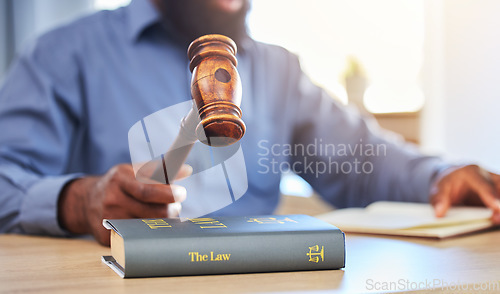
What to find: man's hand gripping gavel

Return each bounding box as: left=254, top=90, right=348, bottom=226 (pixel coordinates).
left=58, top=35, right=245, bottom=245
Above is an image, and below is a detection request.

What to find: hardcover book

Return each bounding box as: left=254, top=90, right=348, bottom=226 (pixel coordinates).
left=317, top=201, right=495, bottom=239
left=102, top=214, right=345, bottom=278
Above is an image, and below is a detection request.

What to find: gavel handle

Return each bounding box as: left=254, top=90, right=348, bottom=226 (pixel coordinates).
left=150, top=107, right=199, bottom=184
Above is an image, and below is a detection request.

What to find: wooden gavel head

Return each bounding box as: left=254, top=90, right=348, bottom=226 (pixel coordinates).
left=188, top=34, right=246, bottom=147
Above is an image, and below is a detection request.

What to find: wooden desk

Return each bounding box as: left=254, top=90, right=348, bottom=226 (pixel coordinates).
left=1, top=229, right=500, bottom=293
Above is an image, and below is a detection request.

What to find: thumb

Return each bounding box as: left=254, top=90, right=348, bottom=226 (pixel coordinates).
left=175, top=164, right=193, bottom=181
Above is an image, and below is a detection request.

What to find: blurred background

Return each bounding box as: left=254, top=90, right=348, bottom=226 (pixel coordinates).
left=0, top=0, right=499, bottom=200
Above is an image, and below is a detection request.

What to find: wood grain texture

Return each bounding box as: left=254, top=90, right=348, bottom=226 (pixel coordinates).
left=149, top=34, right=245, bottom=183
left=188, top=34, right=245, bottom=147
left=1, top=196, right=499, bottom=294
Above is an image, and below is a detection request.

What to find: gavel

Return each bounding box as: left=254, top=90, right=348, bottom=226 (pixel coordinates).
left=147, top=34, right=245, bottom=184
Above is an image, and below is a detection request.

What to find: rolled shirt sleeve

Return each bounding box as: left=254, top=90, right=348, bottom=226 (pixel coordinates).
left=1, top=164, right=82, bottom=235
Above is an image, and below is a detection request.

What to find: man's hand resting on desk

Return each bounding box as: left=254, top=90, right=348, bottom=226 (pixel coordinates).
left=57, top=164, right=192, bottom=245
left=431, top=165, right=500, bottom=224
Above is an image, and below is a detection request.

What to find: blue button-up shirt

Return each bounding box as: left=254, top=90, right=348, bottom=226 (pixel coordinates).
left=0, top=0, right=448, bottom=236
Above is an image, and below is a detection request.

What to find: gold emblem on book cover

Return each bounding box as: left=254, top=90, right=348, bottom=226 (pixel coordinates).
left=307, top=245, right=324, bottom=263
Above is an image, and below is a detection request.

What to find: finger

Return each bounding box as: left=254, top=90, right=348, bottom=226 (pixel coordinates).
left=135, top=158, right=164, bottom=183
left=135, top=162, right=192, bottom=184
left=468, top=171, right=500, bottom=213
left=128, top=201, right=169, bottom=219
left=492, top=211, right=500, bottom=225
left=113, top=168, right=187, bottom=203
left=124, top=183, right=187, bottom=204
left=99, top=186, right=154, bottom=217
left=140, top=164, right=192, bottom=183
left=134, top=176, right=165, bottom=185
left=175, top=164, right=193, bottom=181
left=167, top=202, right=182, bottom=217
left=430, top=184, right=452, bottom=218
left=109, top=190, right=169, bottom=218
left=489, top=172, right=500, bottom=192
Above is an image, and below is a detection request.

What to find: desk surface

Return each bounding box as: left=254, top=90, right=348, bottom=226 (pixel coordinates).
left=1, top=195, right=498, bottom=294
left=1, top=229, right=500, bottom=294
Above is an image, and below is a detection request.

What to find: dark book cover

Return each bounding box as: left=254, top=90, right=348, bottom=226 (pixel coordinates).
left=102, top=214, right=345, bottom=278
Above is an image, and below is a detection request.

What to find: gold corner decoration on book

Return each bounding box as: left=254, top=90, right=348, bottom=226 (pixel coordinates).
left=317, top=201, right=496, bottom=239
left=101, top=215, right=345, bottom=278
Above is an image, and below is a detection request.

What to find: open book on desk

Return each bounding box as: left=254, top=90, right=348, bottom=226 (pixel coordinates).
left=317, top=201, right=496, bottom=239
